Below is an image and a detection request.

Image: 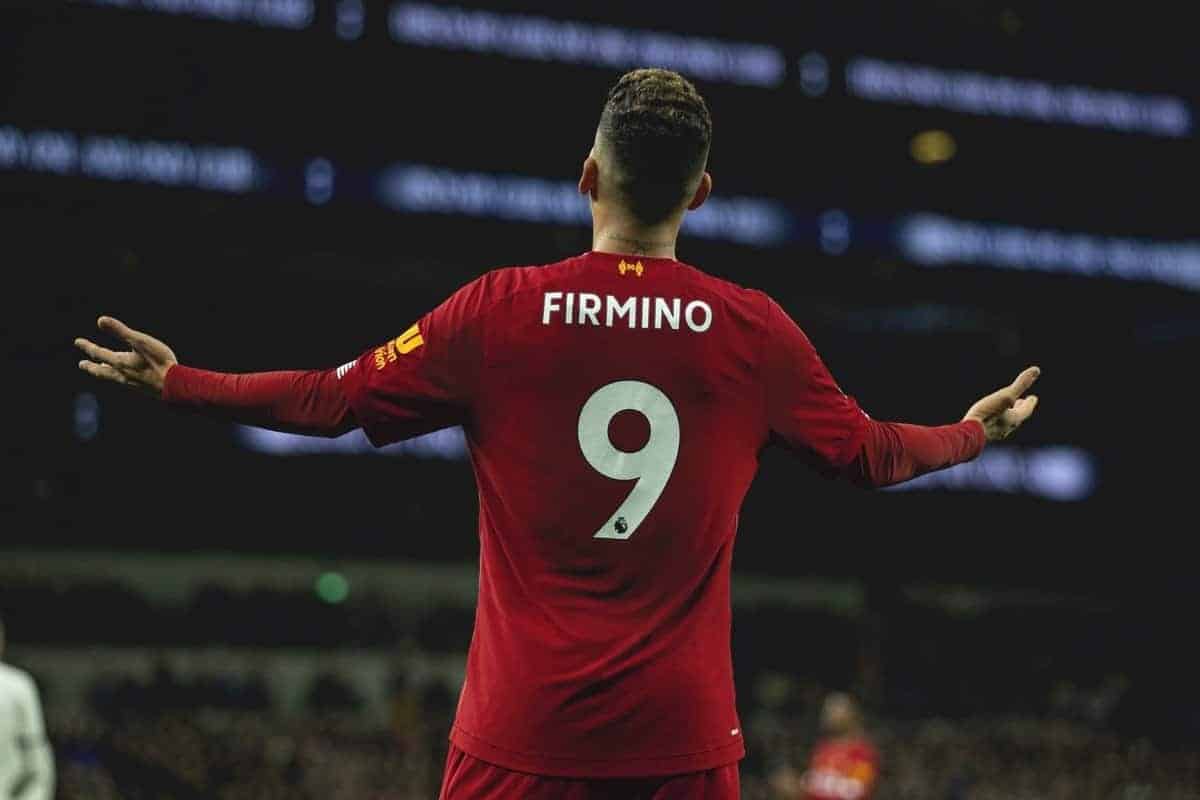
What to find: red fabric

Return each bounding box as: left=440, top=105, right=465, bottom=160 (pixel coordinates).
left=337, top=251, right=893, bottom=779
left=169, top=251, right=984, bottom=780
left=763, top=298, right=986, bottom=485
left=439, top=743, right=740, bottom=800
left=162, top=365, right=354, bottom=436
left=763, top=295, right=872, bottom=467
left=337, top=252, right=988, bottom=778
left=803, top=737, right=880, bottom=800
left=847, top=419, right=985, bottom=488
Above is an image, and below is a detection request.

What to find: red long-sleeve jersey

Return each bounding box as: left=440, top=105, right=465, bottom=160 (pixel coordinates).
left=164, top=251, right=984, bottom=778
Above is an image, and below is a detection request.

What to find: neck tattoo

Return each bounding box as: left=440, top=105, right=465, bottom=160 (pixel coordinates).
left=601, top=234, right=674, bottom=256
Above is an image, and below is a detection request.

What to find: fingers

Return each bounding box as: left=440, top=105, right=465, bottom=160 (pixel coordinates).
left=964, top=366, right=1042, bottom=440
left=987, top=365, right=1040, bottom=415
left=78, top=359, right=128, bottom=385
left=1007, top=366, right=1041, bottom=400
left=97, top=316, right=148, bottom=350
left=999, top=367, right=1040, bottom=425
left=982, top=385, right=1017, bottom=413
left=994, top=395, right=1039, bottom=440
left=1010, top=394, right=1039, bottom=423
left=74, top=337, right=136, bottom=368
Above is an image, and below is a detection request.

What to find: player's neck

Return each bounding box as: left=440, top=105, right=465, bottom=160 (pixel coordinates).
left=591, top=220, right=680, bottom=260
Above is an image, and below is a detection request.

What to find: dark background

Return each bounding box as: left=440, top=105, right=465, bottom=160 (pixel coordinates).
left=5, top=0, right=1197, bottom=586
left=3, top=0, right=1199, bottom=761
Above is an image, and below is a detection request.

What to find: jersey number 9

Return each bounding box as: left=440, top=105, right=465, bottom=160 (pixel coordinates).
left=577, top=380, right=680, bottom=541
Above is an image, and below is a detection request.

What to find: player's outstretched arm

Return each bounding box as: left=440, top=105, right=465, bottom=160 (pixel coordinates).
left=75, top=316, right=357, bottom=436
left=765, top=296, right=1043, bottom=489
left=846, top=366, right=1041, bottom=488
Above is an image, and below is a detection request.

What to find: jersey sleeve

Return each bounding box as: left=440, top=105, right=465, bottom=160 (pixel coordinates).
left=763, top=296, right=870, bottom=471
left=163, top=366, right=354, bottom=436
left=848, top=418, right=985, bottom=488
left=336, top=275, right=488, bottom=447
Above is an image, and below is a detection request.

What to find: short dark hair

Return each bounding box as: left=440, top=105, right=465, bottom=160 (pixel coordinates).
left=598, top=68, right=712, bottom=225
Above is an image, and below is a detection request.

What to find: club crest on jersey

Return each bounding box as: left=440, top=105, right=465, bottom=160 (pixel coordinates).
left=617, top=259, right=644, bottom=277
left=374, top=323, right=424, bottom=370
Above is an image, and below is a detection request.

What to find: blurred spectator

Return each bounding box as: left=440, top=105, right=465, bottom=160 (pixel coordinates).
left=0, top=616, right=55, bottom=800
left=770, top=692, right=879, bottom=800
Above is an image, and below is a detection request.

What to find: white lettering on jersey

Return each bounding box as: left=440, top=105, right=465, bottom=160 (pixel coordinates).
left=607, top=295, right=637, bottom=328
left=543, top=291, right=563, bottom=324
left=543, top=292, right=712, bottom=333
left=685, top=300, right=713, bottom=332
left=578, top=292, right=602, bottom=325
left=654, top=297, right=680, bottom=330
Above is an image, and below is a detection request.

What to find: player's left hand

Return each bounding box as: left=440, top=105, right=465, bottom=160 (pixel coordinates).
left=74, top=316, right=178, bottom=397
left=963, top=366, right=1040, bottom=442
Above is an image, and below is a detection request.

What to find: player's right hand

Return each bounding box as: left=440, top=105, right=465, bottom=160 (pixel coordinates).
left=963, top=366, right=1040, bottom=442
left=75, top=316, right=178, bottom=398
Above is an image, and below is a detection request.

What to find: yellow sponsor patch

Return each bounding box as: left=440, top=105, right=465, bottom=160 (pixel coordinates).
left=374, top=323, right=424, bottom=369
left=617, top=259, right=644, bottom=276
left=395, top=323, right=424, bottom=354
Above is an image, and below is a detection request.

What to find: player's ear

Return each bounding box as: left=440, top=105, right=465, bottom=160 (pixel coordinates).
left=578, top=155, right=600, bottom=200
left=686, top=172, right=712, bottom=211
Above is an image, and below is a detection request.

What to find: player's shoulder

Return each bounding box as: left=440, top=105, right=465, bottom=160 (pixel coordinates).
left=673, top=258, right=752, bottom=294
left=674, top=258, right=775, bottom=322
left=455, top=254, right=586, bottom=302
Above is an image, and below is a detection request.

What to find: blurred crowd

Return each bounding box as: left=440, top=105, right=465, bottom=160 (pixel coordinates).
left=52, top=667, right=456, bottom=800
left=5, top=574, right=1198, bottom=798
left=745, top=708, right=1198, bottom=799
left=32, top=664, right=1197, bottom=800
left=55, top=711, right=434, bottom=800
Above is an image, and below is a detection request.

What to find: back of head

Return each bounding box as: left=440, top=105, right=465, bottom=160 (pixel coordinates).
left=0, top=614, right=5, bottom=661
left=597, top=68, right=712, bottom=225
left=820, top=692, right=862, bottom=737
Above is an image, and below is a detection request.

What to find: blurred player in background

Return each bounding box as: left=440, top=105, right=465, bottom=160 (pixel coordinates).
left=75, top=69, right=1040, bottom=799
left=771, top=693, right=879, bottom=800
left=0, top=617, right=55, bottom=800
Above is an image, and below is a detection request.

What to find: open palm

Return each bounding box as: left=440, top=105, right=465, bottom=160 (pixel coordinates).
left=75, top=316, right=177, bottom=397
left=964, top=366, right=1040, bottom=442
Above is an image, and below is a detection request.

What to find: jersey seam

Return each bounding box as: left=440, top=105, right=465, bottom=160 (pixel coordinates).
left=473, top=260, right=583, bottom=367
left=759, top=291, right=773, bottom=447
left=832, top=414, right=871, bottom=470
left=464, top=263, right=563, bottom=428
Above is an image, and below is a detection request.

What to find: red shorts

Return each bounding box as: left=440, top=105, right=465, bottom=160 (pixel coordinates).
left=439, top=744, right=740, bottom=800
